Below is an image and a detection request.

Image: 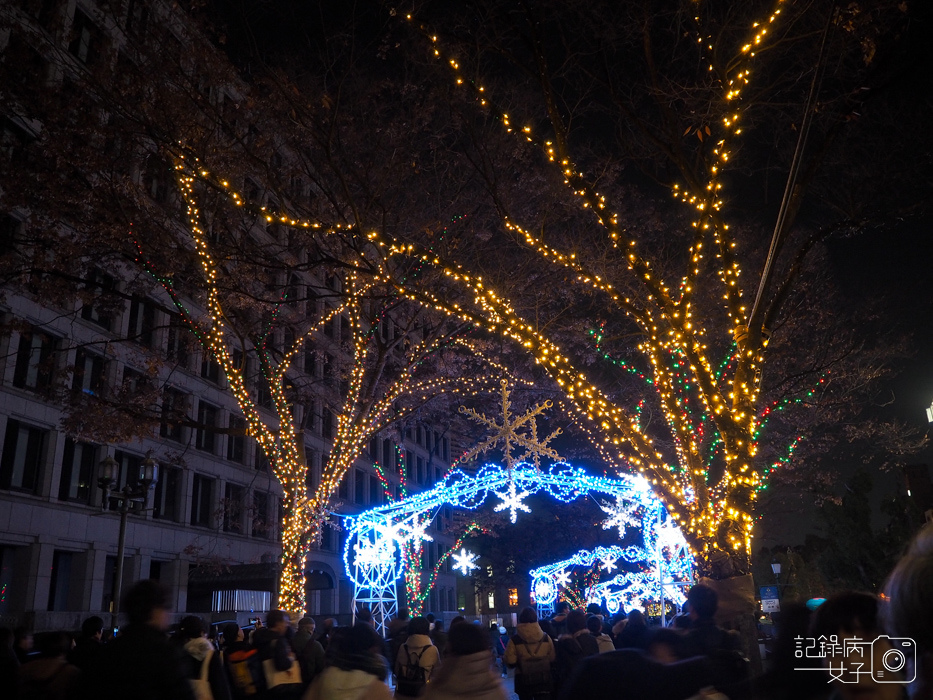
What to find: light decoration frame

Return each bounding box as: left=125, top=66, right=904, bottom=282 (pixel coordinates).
left=343, top=460, right=693, bottom=634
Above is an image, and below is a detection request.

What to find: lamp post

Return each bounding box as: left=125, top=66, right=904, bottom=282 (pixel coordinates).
left=98, top=450, right=159, bottom=632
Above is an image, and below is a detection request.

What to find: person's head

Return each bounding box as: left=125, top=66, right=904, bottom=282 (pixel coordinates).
left=348, top=622, right=384, bottom=656
left=37, top=631, right=72, bottom=659
left=449, top=616, right=466, bottom=629
left=566, top=609, right=588, bottom=634
left=647, top=628, right=684, bottom=664
left=13, top=626, right=32, bottom=650
left=687, top=584, right=718, bottom=622
left=178, top=615, right=206, bottom=640
left=518, top=607, right=538, bottom=624
left=586, top=603, right=603, bottom=617
left=298, top=617, right=315, bottom=634
left=490, top=621, right=499, bottom=631
left=449, top=620, right=490, bottom=656
left=433, top=619, right=444, bottom=632
left=81, top=616, right=104, bottom=641
left=555, top=601, right=570, bottom=614
left=123, top=579, right=170, bottom=629
left=399, top=608, right=410, bottom=621
left=322, top=618, right=337, bottom=634
left=356, top=608, right=373, bottom=625
left=884, top=523, right=933, bottom=659
left=426, top=613, right=435, bottom=624
left=586, top=615, right=603, bottom=636
left=408, top=616, right=430, bottom=636
left=266, top=610, right=291, bottom=634
left=539, top=619, right=556, bottom=639
left=627, top=609, right=646, bottom=627
left=222, top=622, right=243, bottom=645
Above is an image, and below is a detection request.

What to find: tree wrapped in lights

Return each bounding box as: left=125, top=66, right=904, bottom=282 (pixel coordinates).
left=362, top=0, right=927, bottom=584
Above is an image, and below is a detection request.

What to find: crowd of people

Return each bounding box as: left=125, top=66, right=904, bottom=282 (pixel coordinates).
left=1, top=522, right=931, bottom=700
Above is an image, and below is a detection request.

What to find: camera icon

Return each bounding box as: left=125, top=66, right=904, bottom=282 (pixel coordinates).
left=871, top=636, right=916, bottom=683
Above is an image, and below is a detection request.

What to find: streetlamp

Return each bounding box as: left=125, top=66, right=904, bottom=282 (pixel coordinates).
left=98, top=450, right=159, bottom=631
left=771, top=561, right=781, bottom=581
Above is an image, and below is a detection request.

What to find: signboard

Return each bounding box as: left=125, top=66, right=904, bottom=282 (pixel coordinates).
left=762, top=598, right=781, bottom=612
left=760, top=586, right=779, bottom=600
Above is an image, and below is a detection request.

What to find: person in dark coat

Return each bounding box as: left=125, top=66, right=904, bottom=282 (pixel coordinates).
left=81, top=579, right=195, bottom=700
left=0, top=626, right=20, bottom=698
left=68, top=616, right=104, bottom=672
left=19, top=630, right=81, bottom=700
left=553, top=609, right=600, bottom=692
left=556, top=649, right=716, bottom=700
left=254, top=610, right=301, bottom=699
left=615, top=609, right=650, bottom=650
left=220, top=623, right=265, bottom=700
left=178, top=615, right=231, bottom=700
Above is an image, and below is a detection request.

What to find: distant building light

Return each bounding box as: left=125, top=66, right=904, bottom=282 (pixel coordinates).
left=908, top=489, right=912, bottom=497
left=927, top=403, right=933, bottom=423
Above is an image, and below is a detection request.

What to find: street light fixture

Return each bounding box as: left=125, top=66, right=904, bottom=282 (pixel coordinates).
left=771, top=562, right=781, bottom=577
left=98, top=450, right=159, bottom=632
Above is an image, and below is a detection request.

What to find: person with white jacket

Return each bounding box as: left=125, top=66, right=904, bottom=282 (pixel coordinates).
left=302, top=623, right=392, bottom=700
left=394, top=617, right=440, bottom=698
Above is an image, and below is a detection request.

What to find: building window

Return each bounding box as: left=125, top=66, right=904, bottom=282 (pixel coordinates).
left=251, top=491, right=271, bottom=538
left=509, top=588, right=518, bottom=607
left=417, top=456, right=425, bottom=485
left=322, top=409, right=334, bottom=440
left=255, top=446, right=270, bottom=472
left=195, top=401, right=217, bottom=453
left=72, top=349, right=105, bottom=396
left=338, top=472, right=348, bottom=500
left=369, top=474, right=380, bottom=505
left=166, top=315, right=190, bottom=367
left=69, top=8, right=102, bottom=65
left=227, top=416, right=245, bottom=463
left=127, top=296, right=156, bottom=347
left=487, top=592, right=495, bottom=610
left=59, top=438, right=96, bottom=503
left=160, top=389, right=187, bottom=443
left=80, top=271, right=115, bottom=330
left=201, top=353, right=221, bottom=384
left=0, top=420, right=47, bottom=493
left=354, top=469, right=365, bottom=504
left=223, top=483, right=245, bottom=533
left=47, top=550, right=74, bottom=611
left=152, top=465, right=180, bottom=521
left=305, top=450, right=318, bottom=492
left=12, top=328, right=56, bottom=391
left=191, top=474, right=214, bottom=527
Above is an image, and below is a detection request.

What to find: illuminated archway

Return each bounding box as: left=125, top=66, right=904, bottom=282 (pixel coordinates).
left=342, top=462, right=693, bottom=635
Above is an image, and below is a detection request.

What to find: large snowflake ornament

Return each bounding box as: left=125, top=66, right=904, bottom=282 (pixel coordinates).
left=554, top=568, right=572, bottom=588
left=452, top=548, right=480, bottom=576
left=402, top=516, right=434, bottom=545
left=493, top=480, right=533, bottom=523
left=599, top=555, right=618, bottom=574
left=458, top=380, right=562, bottom=471
left=600, top=499, right=641, bottom=539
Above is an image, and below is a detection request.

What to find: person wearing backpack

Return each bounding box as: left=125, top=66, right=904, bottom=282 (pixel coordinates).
left=503, top=608, right=555, bottom=700
left=421, top=621, right=507, bottom=700
left=221, top=623, right=265, bottom=700
left=552, top=610, right=598, bottom=694
left=393, top=617, right=439, bottom=698
left=178, top=616, right=232, bottom=700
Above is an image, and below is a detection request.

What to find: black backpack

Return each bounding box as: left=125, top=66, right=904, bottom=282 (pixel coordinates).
left=515, top=634, right=553, bottom=696
left=224, top=646, right=265, bottom=699
left=396, top=643, right=430, bottom=697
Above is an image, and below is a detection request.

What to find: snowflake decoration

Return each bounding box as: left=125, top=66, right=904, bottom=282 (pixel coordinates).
left=554, top=568, right=572, bottom=588
left=452, top=548, right=480, bottom=576
left=600, top=499, right=641, bottom=539
left=353, top=540, right=389, bottom=572
left=599, top=555, right=618, bottom=574
left=459, top=380, right=561, bottom=471
left=402, top=516, right=434, bottom=545
left=493, top=480, right=532, bottom=523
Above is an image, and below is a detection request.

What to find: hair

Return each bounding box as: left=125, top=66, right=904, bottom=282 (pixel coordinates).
left=884, top=523, right=933, bottom=655
left=426, top=613, right=435, bottom=623
left=398, top=608, right=410, bottom=620
left=178, top=615, right=206, bottom=640
left=123, top=579, right=170, bottom=626
left=433, top=619, right=444, bottom=631
left=555, top=601, right=570, bottom=613
left=222, top=622, right=241, bottom=644
left=566, top=609, right=587, bottom=634
left=348, top=621, right=383, bottom=654
left=647, top=628, right=684, bottom=659
left=408, top=616, right=430, bottom=636
left=266, top=610, right=289, bottom=628
left=298, top=617, right=315, bottom=629
left=356, top=609, right=373, bottom=624
left=449, top=616, right=466, bottom=629
left=811, top=591, right=879, bottom=640
left=687, top=584, right=719, bottom=621
left=38, top=631, right=72, bottom=658
left=626, top=609, right=646, bottom=627
left=586, top=603, right=603, bottom=616
left=518, top=607, right=538, bottom=624
left=539, top=620, right=556, bottom=639
left=81, top=616, right=104, bottom=639
left=449, top=620, right=490, bottom=656
left=586, top=615, right=604, bottom=636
